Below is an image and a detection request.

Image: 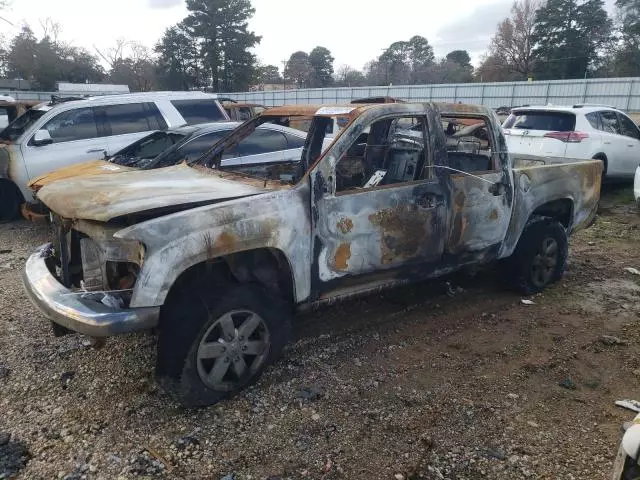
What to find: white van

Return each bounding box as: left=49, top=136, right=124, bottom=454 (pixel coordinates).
left=0, top=91, right=228, bottom=220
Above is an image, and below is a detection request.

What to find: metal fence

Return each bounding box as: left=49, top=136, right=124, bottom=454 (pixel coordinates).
left=221, top=77, right=640, bottom=112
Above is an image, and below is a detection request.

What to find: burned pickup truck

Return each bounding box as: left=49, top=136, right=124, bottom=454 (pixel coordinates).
left=23, top=102, right=602, bottom=407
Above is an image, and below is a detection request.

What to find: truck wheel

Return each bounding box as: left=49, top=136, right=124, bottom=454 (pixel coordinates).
left=0, top=180, right=22, bottom=222
left=508, top=218, right=568, bottom=295
left=156, top=283, right=292, bottom=408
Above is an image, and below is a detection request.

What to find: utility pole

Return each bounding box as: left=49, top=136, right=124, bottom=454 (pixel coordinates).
left=281, top=60, right=288, bottom=91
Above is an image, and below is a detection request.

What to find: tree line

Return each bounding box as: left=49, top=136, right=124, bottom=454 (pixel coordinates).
left=0, top=0, right=638, bottom=93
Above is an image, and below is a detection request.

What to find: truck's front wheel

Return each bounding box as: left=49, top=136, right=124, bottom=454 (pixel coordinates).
left=508, top=219, right=568, bottom=295
left=0, top=180, right=22, bottom=222
left=157, top=283, right=292, bottom=408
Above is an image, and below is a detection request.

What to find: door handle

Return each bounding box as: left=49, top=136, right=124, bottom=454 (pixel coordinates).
left=628, top=144, right=634, bottom=147
left=87, top=148, right=105, bottom=153
left=489, top=182, right=506, bottom=196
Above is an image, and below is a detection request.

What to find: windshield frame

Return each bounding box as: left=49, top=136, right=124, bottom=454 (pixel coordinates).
left=0, top=108, right=48, bottom=142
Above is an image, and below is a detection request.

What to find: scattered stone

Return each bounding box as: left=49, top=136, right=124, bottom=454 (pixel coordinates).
left=175, top=435, right=200, bottom=451
left=624, top=267, right=640, bottom=276
left=297, top=385, right=324, bottom=402
left=60, top=371, right=75, bottom=389
left=507, top=393, right=519, bottom=400
left=559, top=378, right=577, bottom=390
left=527, top=421, right=539, bottom=428
left=600, top=335, right=627, bottom=346
left=633, top=369, right=640, bottom=378
left=521, top=299, right=535, bottom=305
left=221, top=474, right=235, bottom=480
left=486, top=449, right=506, bottom=461
left=394, top=474, right=405, bottom=480
left=311, top=413, right=321, bottom=421
left=0, top=367, right=9, bottom=380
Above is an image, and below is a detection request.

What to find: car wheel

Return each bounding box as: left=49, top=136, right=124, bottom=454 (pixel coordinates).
left=156, top=283, right=292, bottom=408
left=0, top=180, right=22, bottom=222
left=507, top=218, right=568, bottom=295
left=592, top=154, right=607, bottom=184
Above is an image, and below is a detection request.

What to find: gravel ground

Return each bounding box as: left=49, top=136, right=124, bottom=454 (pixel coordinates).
left=1, top=186, right=639, bottom=480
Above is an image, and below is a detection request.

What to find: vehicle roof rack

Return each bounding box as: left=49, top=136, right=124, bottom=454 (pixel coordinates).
left=572, top=103, right=616, bottom=109
left=49, top=94, right=90, bottom=106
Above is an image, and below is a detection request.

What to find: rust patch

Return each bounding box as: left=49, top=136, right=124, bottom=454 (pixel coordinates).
left=369, top=205, right=428, bottom=264
left=334, top=243, right=351, bottom=271
left=454, top=191, right=466, bottom=208
left=489, top=210, right=498, bottom=221
left=336, top=217, right=354, bottom=235
left=213, top=231, right=238, bottom=254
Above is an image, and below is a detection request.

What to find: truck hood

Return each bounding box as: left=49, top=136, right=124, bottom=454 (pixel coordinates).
left=28, top=160, right=135, bottom=192
left=37, top=164, right=270, bottom=222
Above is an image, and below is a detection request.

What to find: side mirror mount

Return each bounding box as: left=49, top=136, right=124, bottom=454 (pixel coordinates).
left=32, top=129, right=53, bottom=146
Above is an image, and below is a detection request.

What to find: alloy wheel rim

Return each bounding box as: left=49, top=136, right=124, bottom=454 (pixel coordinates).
left=531, top=237, right=559, bottom=288
left=196, top=310, right=270, bottom=391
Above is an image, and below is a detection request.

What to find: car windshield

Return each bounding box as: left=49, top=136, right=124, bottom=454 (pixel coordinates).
left=191, top=114, right=337, bottom=184
left=0, top=108, right=47, bottom=142
left=110, top=131, right=187, bottom=167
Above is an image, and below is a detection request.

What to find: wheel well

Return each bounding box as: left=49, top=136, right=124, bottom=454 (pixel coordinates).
left=592, top=153, right=607, bottom=174
left=0, top=178, right=24, bottom=202
left=166, top=248, right=295, bottom=306
left=530, top=199, right=573, bottom=228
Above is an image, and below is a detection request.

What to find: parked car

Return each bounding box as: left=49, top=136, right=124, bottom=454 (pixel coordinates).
left=0, top=91, right=229, bottom=221
left=27, top=121, right=310, bottom=194
left=0, top=99, right=42, bottom=130
left=503, top=104, right=640, bottom=181
left=220, top=99, right=266, bottom=121
left=23, top=102, right=601, bottom=407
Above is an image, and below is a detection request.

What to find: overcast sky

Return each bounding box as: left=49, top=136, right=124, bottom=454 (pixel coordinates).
left=1, top=0, right=617, bottom=72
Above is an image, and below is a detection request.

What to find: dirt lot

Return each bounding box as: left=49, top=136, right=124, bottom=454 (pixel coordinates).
left=1, top=187, right=639, bottom=480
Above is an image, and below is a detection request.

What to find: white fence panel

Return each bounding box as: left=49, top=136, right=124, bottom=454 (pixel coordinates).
left=222, top=77, right=640, bottom=111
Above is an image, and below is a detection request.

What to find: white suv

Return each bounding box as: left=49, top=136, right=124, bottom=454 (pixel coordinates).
left=503, top=105, right=640, bottom=180
left=0, top=91, right=228, bottom=221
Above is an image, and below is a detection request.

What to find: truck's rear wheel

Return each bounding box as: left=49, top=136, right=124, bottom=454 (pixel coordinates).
left=156, top=283, right=292, bottom=408
left=0, top=180, right=22, bottom=222
left=508, top=218, right=568, bottom=295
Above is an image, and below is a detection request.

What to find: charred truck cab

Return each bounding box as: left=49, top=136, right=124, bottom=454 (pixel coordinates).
left=23, top=102, right=602, bottom=407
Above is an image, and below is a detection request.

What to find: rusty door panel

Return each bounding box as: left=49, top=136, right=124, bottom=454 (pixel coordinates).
left=314, top=181, right=448, bottom=284
left=448, top=172, right=512, bottom=254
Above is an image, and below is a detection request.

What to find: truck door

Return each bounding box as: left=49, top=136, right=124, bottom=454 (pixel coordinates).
left=311, top=114, right=449, bottom=288
left=441, top=115, right=513, bottom=256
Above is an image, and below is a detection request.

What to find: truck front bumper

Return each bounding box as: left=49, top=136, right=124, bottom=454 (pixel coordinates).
left=22, top=243, right=160, bottom=338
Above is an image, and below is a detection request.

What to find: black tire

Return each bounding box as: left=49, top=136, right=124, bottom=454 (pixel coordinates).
left=593, top=155, right=607, bottom=184
left=156, top=283, right=292, bottom=408
left=0, top=180, right=22, bottom=222
left=507, top=218, right=568, bottom=295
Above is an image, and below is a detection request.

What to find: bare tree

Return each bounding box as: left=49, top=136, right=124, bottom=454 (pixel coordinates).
left=39, top=17, right=61, bottom=42
left=94, top=38, right=128, bottom=70
left=488, top=0, right=541, bottom=78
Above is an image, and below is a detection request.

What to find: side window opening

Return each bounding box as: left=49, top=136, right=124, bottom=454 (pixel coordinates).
left=442, top=115, right=496, bottom=174
left=599, top=111, right=621, bottom=135
left=335, top=115, right=427, bottom=193
left=585, top=112, right=602, bottom=130
left=618, top=113, right=640, bottom=140
left=40, top=107, right=98, bottom=143
left=171, top=99, right=226, bottom=124
left=223, top=129, right=287, bottom=159
left=102, top=103, right=157, bottom=136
